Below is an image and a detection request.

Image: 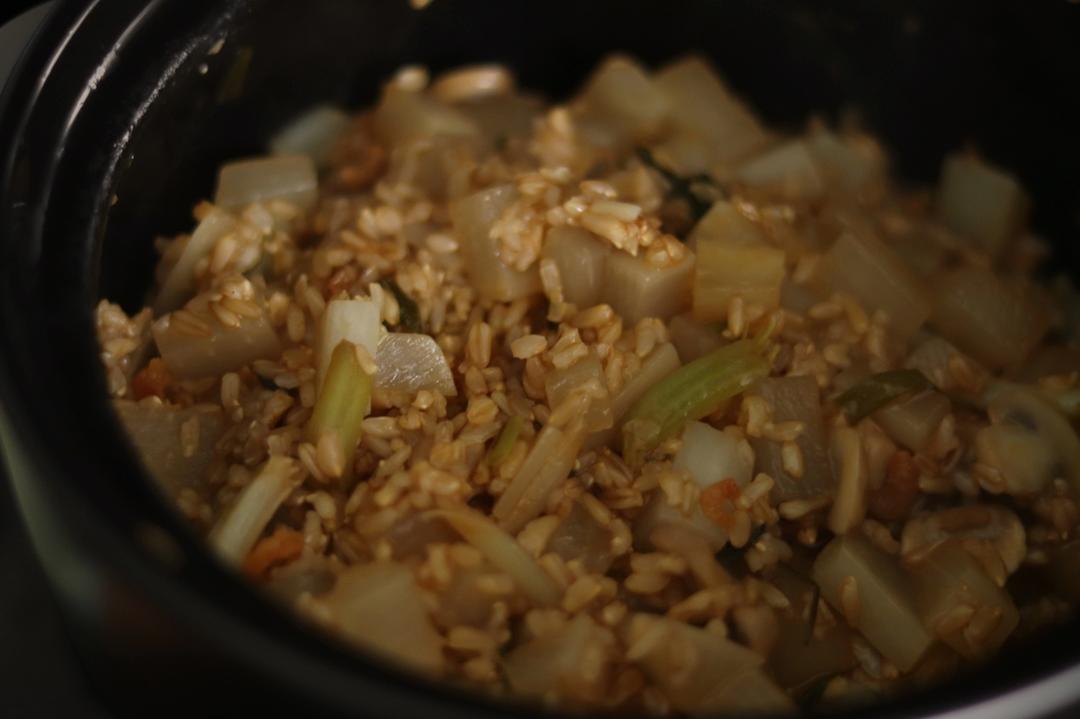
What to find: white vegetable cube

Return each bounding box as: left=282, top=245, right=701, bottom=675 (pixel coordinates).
left=736, top=140, right=826, bottom=201
left=602, top=248, right=693, bottom=324
left=451, top=185, right=541, bottom=302
left=153, top=292, right=281, bottom=380
left=373, top=87, right=479, bottom=149
left=114, top=400, right=224, bottom=497
left=317, top=562, right=445, bottom=674
left=675, top=420, right=753, bottom=489
left=154, top=208, right=237, bottom=315
left=932, top=266, right=1047, bottom=369
left=807, top=130, right=886, bottom=197
left=911, top=541, right=1019, bottom=659
left=579, top=56, right=669, bottom=143
left=628, top=615, right=791, bottom=714
left=937, top=153, right=1026, bottom=257
left=812, top=534, right=933, bottom=672
left=541, top=226, right=611, bottom=307
left=269, top=105, right=350, bottom=168
left=873, top=390, right=951, bottom=452
left=214, top=155, right=317, bottom=211
left=655, top=56, right=769, bottom=169
left=750, top=376, right=833, bottom=502
left=544, top=355, right=613, bottom=432
left=318, top=297, right=382, bottom=389
left=818, top=231, right=931, bottom=343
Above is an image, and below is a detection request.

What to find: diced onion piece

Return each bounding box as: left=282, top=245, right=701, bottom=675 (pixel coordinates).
left=579, top=56, right=669, bottom=144
left=693, top=238, right=785, bottom=322
left=457, top=93, right=544, bottom=145
left=602, top=248, right=694, bottom=325
left=374, top=333, right=456, bottom=397
left=736, top=140, right=825, bottom=201
left=214, top=155, right=317, bottom=211
left=318, top=298, right=381, bottom=389
left=493, top=422, right=586, bottom=534
left=269, top=105, right=350, bottom=168
left=153, top=208, right=237, bottom=314
left=668, top=313, right=725, bottom=362
left=152, top=292, right=281, bottom=380
left=503, top=614, right=615, bottom=702
left=373, top=87, right=479, bottom=149
left=544, top=355, right=613, bottom=432
left=807, top=130, right=886, bottom=197
left=622, top=338, right=769, bottom=466
left=812, top=534, right=933, bottom=672
left=937, top=153, right=1026, bottom=257
left=750, top=376, right=833, bottom=502
left=827, top=426, right=868, bottom=535
left=318, top=562, right=444, bottom=674
left=209, top=456, right=301, bottom=564
left=307, top=340, right=373, bottom=476
left=910, top=541, right=1019, bottom=659
left=818, top=231, right=931, bottom=343
left=540, top=226, right=611, bottom=307
left=450, top=185, right=541, bottom=301
left=932, top=266, right=1047, bottom=370
left=430, top=508, right=561, bottom=606
left=983, top=382, right=1080, bottom=496
left=633, top=492, right=728, bottom=552
left=873, top=390, right=951, bottom=452
left=113, top=399, right=225, bottom=497
left=654, top=56, right=770, bottom=171
left=546, top=501, right=615, bottom=574
left=675, top=420, right=753, bottom=489
left=629, top=614, right=792, bottom=714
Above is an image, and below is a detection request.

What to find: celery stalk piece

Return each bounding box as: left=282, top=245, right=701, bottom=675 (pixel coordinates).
left=621, top=338, right=770, bottom=466
left=487, top=415, right=524, bottom=466
left=307, top=340, right=373, bottom=478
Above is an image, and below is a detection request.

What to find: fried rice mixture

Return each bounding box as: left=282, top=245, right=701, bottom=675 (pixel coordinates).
left=96, top=55, right=1080, bottom=714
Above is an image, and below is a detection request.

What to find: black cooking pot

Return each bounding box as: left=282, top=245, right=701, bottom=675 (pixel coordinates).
left=2, top=1, right=1080, bottom=717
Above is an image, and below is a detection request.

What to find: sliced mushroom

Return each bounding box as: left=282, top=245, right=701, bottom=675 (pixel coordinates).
left=900, top=505, right=1025, bottom=586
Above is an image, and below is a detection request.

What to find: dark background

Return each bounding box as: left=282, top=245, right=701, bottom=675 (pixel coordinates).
left=1, top=4, right=109, bottom=716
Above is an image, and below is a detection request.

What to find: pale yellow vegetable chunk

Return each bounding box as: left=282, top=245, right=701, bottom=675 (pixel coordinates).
left=579, top=55, right=669, bottom=144
left=812, top=534, right=934, bottom=672
left=937, top=153, right=1026, bottom=257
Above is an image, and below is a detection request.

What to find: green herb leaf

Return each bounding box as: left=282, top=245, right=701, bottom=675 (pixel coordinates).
left=381, top=279, right=423, bottom=333
left=834, top=369, right=933, bottom=422
left=635, top=147, right=719, bottom=226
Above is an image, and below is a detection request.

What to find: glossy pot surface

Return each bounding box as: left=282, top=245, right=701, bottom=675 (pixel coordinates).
left=1, top=2, right=1079, bottom=717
